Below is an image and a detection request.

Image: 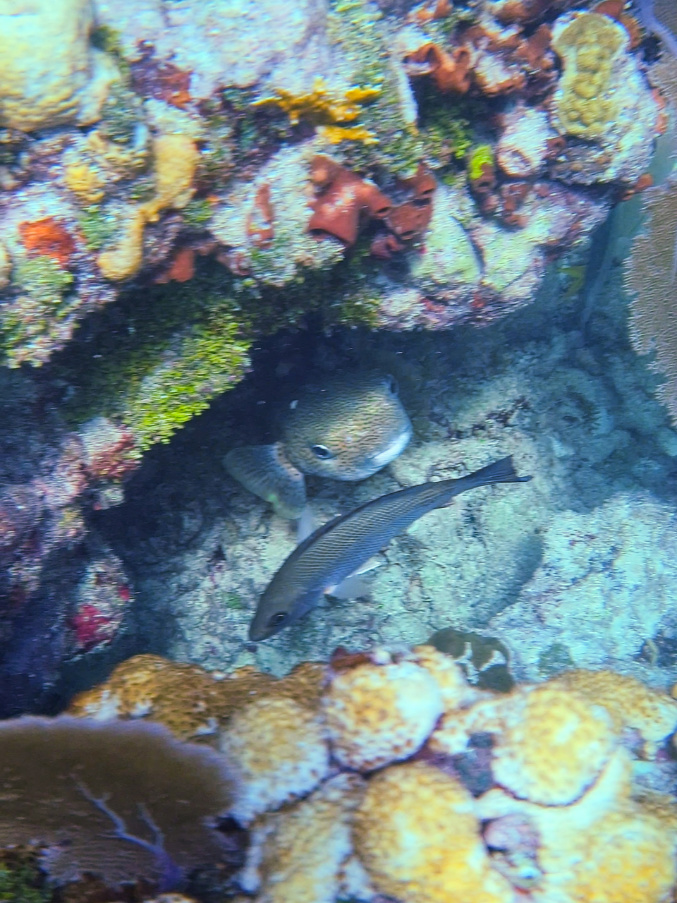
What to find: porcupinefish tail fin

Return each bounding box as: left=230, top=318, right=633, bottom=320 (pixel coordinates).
left=223, top=443, right=307, bottom=519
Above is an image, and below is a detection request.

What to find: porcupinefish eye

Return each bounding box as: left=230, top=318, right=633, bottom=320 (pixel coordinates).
left=311, top=444, right=334, bottom=459
left=269, top=611, right=288, bottom=628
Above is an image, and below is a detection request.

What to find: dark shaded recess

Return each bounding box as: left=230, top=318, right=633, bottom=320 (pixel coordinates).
left=59, top=258, right=677, bottom=703
left=0, top=547, right=84, bottom=717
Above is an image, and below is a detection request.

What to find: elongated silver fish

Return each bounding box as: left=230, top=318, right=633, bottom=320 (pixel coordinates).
left=249, top=455, right=532, bottom=642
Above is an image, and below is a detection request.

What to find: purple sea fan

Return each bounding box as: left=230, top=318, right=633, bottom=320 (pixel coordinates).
left=623, top=53, right=677, bottom=423
left=0, top=716, right=236, bottom=889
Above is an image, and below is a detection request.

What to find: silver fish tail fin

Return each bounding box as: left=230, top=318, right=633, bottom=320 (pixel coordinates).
left=439, top=456, right=532, bottom=506
left=466, top=455, right=532, bottom=487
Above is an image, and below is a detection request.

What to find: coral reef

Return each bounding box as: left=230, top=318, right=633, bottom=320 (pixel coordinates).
left=0, top=716, right=236, bottom=887
left=1, top=0, right=676, bottom=726
left=549, top=10, right=660, bottom=184
left=68, top=652, right=325, bottom=741
left=65, top=644, right=677, bottom=903
left=0, top=367, right=140, bottom=716
left=0, top=0, right=663, bottom=445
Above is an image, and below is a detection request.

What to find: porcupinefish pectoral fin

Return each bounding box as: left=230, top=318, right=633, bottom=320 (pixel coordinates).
left=223, top=443, right=307, bottom=519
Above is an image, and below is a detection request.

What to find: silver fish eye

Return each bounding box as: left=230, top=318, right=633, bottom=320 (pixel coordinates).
left=311, top=444, right=334, bottom=459
left=385, top=374, right=399, bottom=395
left=269, top=612, right=288, bottom=627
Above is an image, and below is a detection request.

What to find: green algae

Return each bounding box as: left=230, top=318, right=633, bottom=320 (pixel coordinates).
left=78, top=206, right=117, bottom=250
left=12, top=255, right=73, bottom=298
left=61, top=276, right=250, bottom=450
left=58, top=252, right=380, bottom=451
left=0, top=853, right=49, bottom=903
left=99, top=80, right=143, bottom=145
left=127, top=315, right=250, bottom=448
left=538, top=642, right=575, bottom=677
left=467, top=143, right=495, bottom=182
left=224, top=591, right=245, bottom=610
left=417, top=95, right=474, bottom=170
left=183, top=198, right=215, bottom=229
left=0, top=256, right=76, bottom=367
left=90, top=24, right=131, bottom=77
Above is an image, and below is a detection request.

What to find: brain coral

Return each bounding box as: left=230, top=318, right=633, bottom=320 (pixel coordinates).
left=219, top=695, right=329, bottom=824
left=551, top=12, right=629, bottom=140
left=67, top=646, right=677, bottom=903
left=68, top=652, right=325, bottom=740
left=323, top=655, right=444, bottom=770
left=353, top=762, right=515, bottom=903
left=0, top=0, right=115, bottom=132
left=242, top=773, right=364, bottom=903
left=485, top=683, right=617, bottom=805
left=549, top=668, right=677, bottom=756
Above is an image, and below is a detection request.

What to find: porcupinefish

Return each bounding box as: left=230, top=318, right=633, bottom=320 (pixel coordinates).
left=249, top=455, right=532, bottom=642
left=224, top=372, right=412, bottom=519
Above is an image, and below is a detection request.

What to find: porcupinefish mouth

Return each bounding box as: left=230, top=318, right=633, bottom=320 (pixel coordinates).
left=368, top=424, right=412, bottom=470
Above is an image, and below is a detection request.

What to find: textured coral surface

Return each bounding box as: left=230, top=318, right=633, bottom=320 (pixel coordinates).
left=63, top=644, right=677, bottom=902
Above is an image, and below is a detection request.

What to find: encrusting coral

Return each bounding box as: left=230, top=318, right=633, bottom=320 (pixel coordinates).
left=65, top=644, right=677, bottom=903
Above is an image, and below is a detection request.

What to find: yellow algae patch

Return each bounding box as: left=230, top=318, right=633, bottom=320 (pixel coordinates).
left=253, top=77, right=380, bottom=142
left=97, top=206, right=146, bottom=282
left=142, top=132, right=199, bottom=222
left=354, top=762, right=514, bottom=903
left=318, top=124, right=378, bottom=145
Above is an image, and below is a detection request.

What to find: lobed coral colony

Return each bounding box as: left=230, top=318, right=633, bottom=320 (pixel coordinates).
left=4, top=644, right=663, bottom=901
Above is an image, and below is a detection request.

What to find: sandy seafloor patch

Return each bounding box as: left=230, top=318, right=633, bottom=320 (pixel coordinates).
left=94, top=260, right=677, bottom=692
